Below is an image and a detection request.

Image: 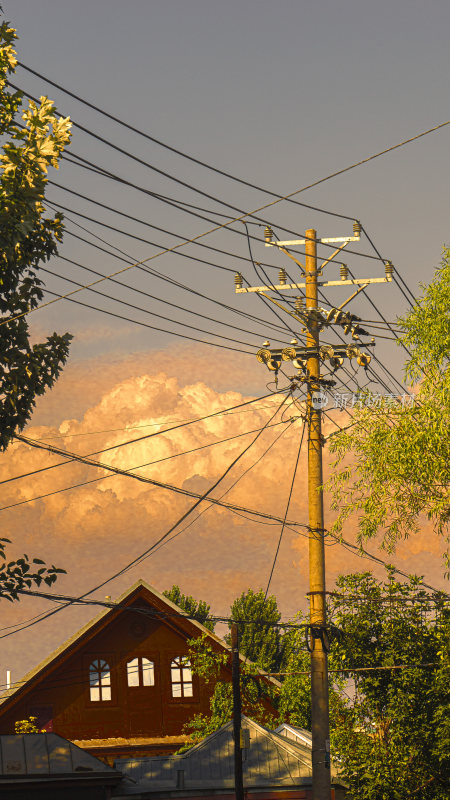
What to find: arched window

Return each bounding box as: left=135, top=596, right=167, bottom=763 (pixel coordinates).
left=171, top=657, right=193, bottom=698
left=89, top=659, right=111, bottom=702
left=127, top=657, right=155, bottom=687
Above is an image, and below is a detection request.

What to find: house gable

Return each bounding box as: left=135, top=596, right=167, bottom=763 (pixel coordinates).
left=0, top=581, right=278, bottom=746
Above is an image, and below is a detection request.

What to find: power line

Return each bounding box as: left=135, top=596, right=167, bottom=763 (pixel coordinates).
left=44, top=206, right=292, bottom=344
left=142, top=419, right=297, bottom=564
left=6, top=101, right=449, bottom=328
left=12, top=402, right=278, bottom=444
left=262, top=662, right=450, bottom=678
left=15, top=62, right=356, bottom=222
left=0, top=396, right=291, bottom=639
left=40, top=263, right=262, bottom=351
left=3, top=391, right=282, bottom=486
left=0, top=419, right=288, bottom=511
left=41, top=285, right=255, bottom=355
left=10, top=421, right=317, bottom=533
left=46, top=195, right=286, bottom=274
left=264, top=419, right=306, bottom=599
left=0, top=422, right=294, bottom=638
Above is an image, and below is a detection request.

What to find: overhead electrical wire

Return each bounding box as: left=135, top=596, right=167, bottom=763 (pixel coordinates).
left=15, top=63, right=450, bottom=238
left=41, top=284, right=255, bottom=355
left=95, top=397, right=291, bottom=583
left=8, top=423, right=318, bottom=533
left=15, top=62, right=357, bottom=222
left=0, top=395, right=291, bottom=638
left=45, top=195, right=287, bottom=274
left=0, top=419, right=290, bottom=513
left=40, top=263, right=262, bottom=351
left=0, top=421, right=295, bottom=638
left=43, top=201, right=293, bottom=344
left=56, top=252, right=285, bottom=344
left=12, top=402, right=278, bottom=444
left=53, top=152, right=385, bottom=268
left=2, top=391, right=283, bottom=486
left=264, top=418, right=306, bottom=599
left=143, top=419, right=296, bottom=564
left=5, top=104, right=443, bottom=330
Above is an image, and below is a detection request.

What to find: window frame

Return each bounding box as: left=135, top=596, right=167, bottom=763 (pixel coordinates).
left=126, top=656, right=156, bottom=688
left=169, top=655, right=195, bottom=701
left=84, top=654, right=116, bottom=706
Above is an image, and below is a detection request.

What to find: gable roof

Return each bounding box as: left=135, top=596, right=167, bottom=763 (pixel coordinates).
left=0, top=579, right=280, bottom=713
left=0, top=732, right=118, bottom=777
left=274, top=723, right=312, bottom=748
left=114, top=715, right=314, bottom=794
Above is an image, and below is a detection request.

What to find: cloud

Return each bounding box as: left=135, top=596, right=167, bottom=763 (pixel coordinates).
left=0, top=345, right=446, bottom=680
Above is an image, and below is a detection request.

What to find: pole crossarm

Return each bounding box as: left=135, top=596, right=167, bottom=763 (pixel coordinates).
left=235, top=275, right=391, bottom=294
left=265, top=234, right=360, bottom=247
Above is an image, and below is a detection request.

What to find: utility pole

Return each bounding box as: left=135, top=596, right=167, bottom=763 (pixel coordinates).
left=231, top=623, right=244, bottom=800
left=234, top=224, right=393, bottom=800
left=304, top=229, right=330, bottom=799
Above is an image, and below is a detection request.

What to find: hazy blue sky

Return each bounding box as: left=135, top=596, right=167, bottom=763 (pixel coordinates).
left=1, top=1, right=449, bottom=676
left=7, top=0, right=450, bottom=385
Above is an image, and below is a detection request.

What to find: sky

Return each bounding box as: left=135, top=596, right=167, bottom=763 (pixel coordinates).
left=1, top=0, right=449, bottom=680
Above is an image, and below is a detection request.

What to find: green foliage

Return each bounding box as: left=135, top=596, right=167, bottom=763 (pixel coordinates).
left=0, top=17, right=69, bottom=597
left=180, top=590, right=313, bottom=746
left=0, top=538, right=66, bottom=601
left=163, top=584, right=215, bottom=631
left=327, top=251, right=450, bottom=555
left=226, top=588, right=285, bottom=671
left=275, top=622, right=311, bottom=729
left=328, top=571, right=450, bottom=800
left=182, top=633, right=279, bottom=747
left=0, top=17, right=72, bottom=451
left=14, top=716, right=41, bottom=734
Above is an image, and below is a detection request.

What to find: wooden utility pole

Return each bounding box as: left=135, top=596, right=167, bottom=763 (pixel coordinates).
left=234, top=220, right=392, bottom=800
left=305, top=230, right=331, bottom=800
left=231, top=623, right=244, bottom=800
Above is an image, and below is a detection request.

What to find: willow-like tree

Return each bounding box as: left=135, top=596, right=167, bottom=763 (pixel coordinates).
left=329, top=571, right=450, bottom=800
left=0, top=16, right=72, bottom=598
left=327, top=253, right=450, bottom=560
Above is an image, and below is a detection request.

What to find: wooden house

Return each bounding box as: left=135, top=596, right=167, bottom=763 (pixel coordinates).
left=0, top=581, right=278, bottom=762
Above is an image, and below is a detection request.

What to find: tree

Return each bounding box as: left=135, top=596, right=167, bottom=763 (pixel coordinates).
left=163, top=584, right=215, bottom=631
left=328, top=571, right=450, bottom=800
left=226, top=588, right=285, bottom=671
left=181, top=589, right=312, bottom=745
left=327, top=254, right=450, bottom=557
left=0, top=16, right=71, bottom=596
left=182, top=632, right=279, bottom=746
left=0, top=17, right=72, bottom=451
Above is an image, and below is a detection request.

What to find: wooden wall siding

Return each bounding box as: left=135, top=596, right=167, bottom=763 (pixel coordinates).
left=0, top=585, right=278, bottom=750
left=0, top=601, right=216, bottom=740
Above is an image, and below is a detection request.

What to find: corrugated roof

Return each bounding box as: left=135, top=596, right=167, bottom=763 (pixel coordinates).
left=0, top=733, right=116, bottom=776
left=114, top=716, right=314, bottom=794
left=274, top=723, right=312, bottom=748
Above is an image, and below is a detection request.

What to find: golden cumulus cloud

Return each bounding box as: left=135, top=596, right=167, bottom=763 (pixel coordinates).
left=0, top=345, right=446, bottom=680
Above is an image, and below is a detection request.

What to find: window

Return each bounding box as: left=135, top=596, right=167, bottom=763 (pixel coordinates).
left=127, top=657, right=155, bottom=687
left=89, top=659, right=111, bottom=701
left=171, top=656, right=193, bottom=698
